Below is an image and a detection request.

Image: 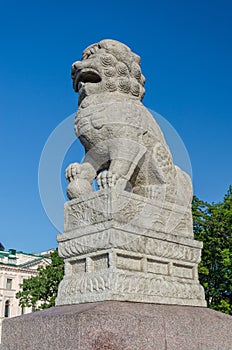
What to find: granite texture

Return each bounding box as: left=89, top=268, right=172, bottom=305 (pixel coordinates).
left=66, top=39, right=193, bottom=223
left=56, top=39, right=206, bottom=307
left=1, top=301, right=232, bottom=349
left=56, top=189, right=206, bottom=307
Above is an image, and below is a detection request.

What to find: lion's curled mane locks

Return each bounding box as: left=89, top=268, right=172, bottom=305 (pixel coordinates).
left=66, top=39, right=192, bottom=212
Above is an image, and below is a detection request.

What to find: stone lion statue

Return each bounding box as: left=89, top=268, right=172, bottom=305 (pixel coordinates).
left=66, top=39, right=192, bottom=207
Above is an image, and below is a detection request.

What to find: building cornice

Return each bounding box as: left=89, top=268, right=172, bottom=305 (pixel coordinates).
left=0, top=265, right=39, bottom=274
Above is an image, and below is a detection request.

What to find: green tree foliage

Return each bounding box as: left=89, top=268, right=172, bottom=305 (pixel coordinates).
left=193, top=186, right=232, bottom=315
left=16, top=249, right=64, bottom=310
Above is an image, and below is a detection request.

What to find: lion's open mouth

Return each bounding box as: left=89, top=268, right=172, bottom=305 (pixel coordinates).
left=75, top=69, right=101, bottom=92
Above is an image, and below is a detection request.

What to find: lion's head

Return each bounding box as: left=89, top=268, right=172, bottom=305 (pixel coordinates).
left=71, top=39, right=146, bottom=106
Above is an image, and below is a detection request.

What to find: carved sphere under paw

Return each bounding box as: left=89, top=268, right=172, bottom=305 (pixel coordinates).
left=66, top=179, right=93, bottom=200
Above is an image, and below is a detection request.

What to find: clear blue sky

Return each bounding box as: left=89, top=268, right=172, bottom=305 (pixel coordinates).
left=0, top=0, right=231, bottom=253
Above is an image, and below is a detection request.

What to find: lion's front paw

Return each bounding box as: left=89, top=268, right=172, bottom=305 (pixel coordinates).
left=65, top=162, right=81, bottom=182
left=97, top=171, right=119, bottom=189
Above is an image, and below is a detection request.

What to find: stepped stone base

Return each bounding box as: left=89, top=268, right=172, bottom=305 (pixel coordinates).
left=56, top=189, right=206, bottom=307
left=1, top=301, right=232, bottom=350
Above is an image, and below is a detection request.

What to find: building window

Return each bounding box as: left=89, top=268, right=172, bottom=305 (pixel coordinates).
left=4, top=300, right=10, bottom=318
left=6, top=278, right=12, bottom=290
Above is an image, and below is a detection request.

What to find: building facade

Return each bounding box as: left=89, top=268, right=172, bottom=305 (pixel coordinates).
left=0, top=244, right=51, bottom=341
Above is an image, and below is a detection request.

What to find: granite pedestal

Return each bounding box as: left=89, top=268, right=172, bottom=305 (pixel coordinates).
left=1, top=301, right=232, bottom=350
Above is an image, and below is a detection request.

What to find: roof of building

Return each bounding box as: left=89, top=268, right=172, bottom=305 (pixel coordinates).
left=0, top=246, right=51, bottom=268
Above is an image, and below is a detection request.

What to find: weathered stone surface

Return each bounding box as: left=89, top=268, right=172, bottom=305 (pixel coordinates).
left=56, top=189, right=205, bottom=306
left=1, top=302, right=232, bottom=350
left=66, top=39, right=193, bottom=217
left=62, top=189, right=194, bottom=238
left=56, top=39, right=206, bottom=307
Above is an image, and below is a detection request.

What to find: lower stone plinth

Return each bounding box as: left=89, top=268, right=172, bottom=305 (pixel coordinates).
left=1, top=302, right=232, bottom=350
